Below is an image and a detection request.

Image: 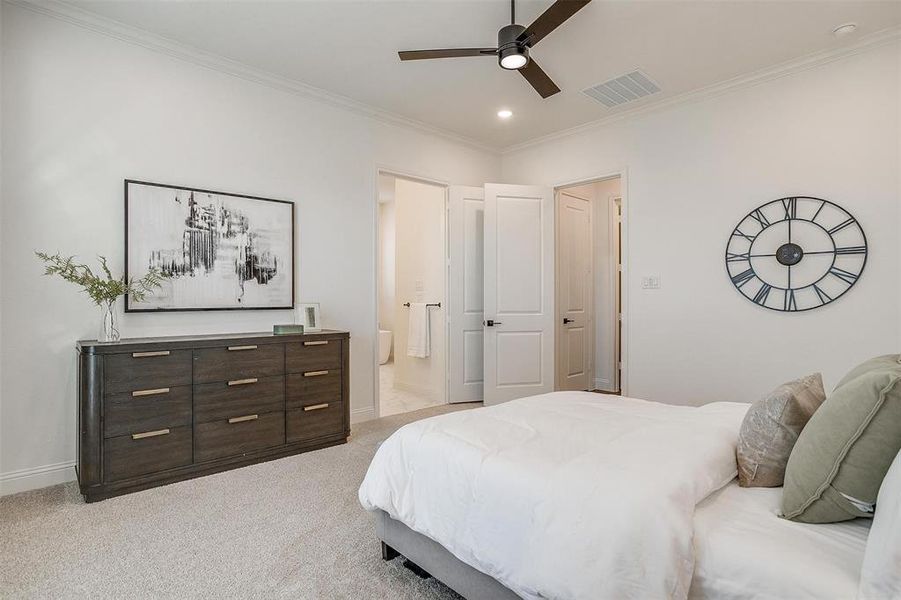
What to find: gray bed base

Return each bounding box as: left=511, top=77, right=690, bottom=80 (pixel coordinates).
left=374, top=509, right=521, bottom=600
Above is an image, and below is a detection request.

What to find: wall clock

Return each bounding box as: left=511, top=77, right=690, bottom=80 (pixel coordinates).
left=726, top=197, right=867, bottom=312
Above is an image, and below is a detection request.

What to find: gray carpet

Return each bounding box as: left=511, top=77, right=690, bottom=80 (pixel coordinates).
left=0, top=404, right=477, bottom=599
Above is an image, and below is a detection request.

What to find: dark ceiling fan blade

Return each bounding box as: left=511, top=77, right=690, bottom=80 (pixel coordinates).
left=519, top=59, right=561, bottom=98
left=398, top=48, right=497, bottom=61
left=517, top=0, right=592, bottom=47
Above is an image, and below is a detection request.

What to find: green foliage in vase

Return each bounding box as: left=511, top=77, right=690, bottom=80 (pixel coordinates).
left=35, top=251, right=167, bottom=306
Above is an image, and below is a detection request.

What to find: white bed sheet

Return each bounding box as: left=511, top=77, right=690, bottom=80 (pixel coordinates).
left=690, top=482, right=871, bottom=600
left=360, top=392, right=749, bottom=600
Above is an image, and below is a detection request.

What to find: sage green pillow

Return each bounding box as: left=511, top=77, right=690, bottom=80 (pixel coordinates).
left=782, top=368, right=901, bottom=523
left=834, top=354, right=901, bottom=391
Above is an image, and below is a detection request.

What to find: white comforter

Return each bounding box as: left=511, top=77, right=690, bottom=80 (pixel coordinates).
left=359, top=392, right=749, bottom=600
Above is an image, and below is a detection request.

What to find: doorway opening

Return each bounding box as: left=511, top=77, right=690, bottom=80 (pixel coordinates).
left=554, top=175, right=623, bottom=394
left=377, top=172, right=448, bottom=417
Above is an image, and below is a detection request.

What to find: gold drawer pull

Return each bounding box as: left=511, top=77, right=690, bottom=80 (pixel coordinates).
left=132, top=429, right=170, bottom=440
left=132, top=351, right=170, bottom=358
left=228, top=414, right=259, bottom=424
left=303, top=370, right=329, bottom=377
left=228, top=378, right=258, bottom=386
left=132, top=387, right=170, bottom=397
left=303, top=403, right=329, bottom=412
left=227, top=345, right=258, bottom=351
left=303, top=341, right=328, bottom=346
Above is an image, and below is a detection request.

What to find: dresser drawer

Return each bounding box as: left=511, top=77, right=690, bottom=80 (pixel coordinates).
left=286, top=340, right=341, bottom=373
left=104, top=385, right=192, bottom=439
left=104, top=350, right=192, bottom=394
left=194, top=411, right=285, bottom=462
left=193, top=344, right=284, bottom=384
left=286, top=370, right=342, bottom=410
left=104, top=426, right=192, bottom=482
left=194, top=376, right=285, bottom=424
left=286, top=402, right=344, bottom=443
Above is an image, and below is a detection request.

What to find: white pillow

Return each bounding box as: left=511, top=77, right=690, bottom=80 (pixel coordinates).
left=859, top=449, right=901, bottom=599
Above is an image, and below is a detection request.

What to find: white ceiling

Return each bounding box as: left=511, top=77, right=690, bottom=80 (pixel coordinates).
left=67, top=0, right=901, bottom=149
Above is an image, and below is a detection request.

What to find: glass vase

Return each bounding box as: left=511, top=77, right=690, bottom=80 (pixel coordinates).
left=100, top=300, right=120, bottom=343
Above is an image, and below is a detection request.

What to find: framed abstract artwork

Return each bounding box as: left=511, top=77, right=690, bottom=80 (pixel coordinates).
left=125, top=180, right=294, bottom=312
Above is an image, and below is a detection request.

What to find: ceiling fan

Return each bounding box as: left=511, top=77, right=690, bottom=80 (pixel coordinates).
left=398, top=0, right=592, bottom=99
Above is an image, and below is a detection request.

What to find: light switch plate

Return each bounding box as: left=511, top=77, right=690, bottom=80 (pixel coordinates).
left=641, top=276, right=661, bottom=289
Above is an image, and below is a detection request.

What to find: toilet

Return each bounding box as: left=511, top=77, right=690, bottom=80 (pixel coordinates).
left=379, top=330, right=393, bottom=365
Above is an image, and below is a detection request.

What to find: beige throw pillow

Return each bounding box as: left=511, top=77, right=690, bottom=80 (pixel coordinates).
left=736, top=373, right=826, bottom=488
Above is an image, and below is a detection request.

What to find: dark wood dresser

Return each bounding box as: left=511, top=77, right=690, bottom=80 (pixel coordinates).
left=76, top=330, right=350, bottom=502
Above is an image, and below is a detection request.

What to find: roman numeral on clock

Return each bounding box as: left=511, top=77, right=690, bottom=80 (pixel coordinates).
left=750, top=209, right=770, bottom=229
left=781, top=198, right=797, bottom=220
left=834, top=246, right=867, bottom=255
left=731, top=268, right=756, bottom=288
left=812, top=284, right=832, bottom=304
left=731, top=229, right=756, bottom=243
left=726, top=252, right=750, bottom=263
left=828, top=218, right=856, bottom=235
left=829, top=267, right=859, bottom=285
left=753, top=284, right=772, bottom=306
left=784, top=289, right=798, bottom=311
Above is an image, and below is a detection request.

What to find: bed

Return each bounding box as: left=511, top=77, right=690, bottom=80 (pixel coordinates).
left=689, top=482, right=870, bottom=599
left=359, top=391, right=899, bottom=600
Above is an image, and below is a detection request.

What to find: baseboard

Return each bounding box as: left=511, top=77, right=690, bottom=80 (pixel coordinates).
left=0, top=461, right=76, bottom=497
left=351, top=406, right=376, bottom=424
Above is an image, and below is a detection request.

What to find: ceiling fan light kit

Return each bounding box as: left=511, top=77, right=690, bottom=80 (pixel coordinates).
left=498, top=24, right=530, bottom=70
left=397, top=0, right=592, bottom=99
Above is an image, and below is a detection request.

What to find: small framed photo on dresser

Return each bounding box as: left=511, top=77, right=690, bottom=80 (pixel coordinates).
left=298, top=303, right=321, bottom=332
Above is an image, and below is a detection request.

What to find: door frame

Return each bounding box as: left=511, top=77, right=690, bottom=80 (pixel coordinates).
left=370, top=166, right=451, bottom=421
left=448, top=185, right=486, bottom=404
left=553, top=169, right=630, bottom=396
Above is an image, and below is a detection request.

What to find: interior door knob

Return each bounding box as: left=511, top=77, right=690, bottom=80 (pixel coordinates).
left=484, top=319, right=503, bottom=327
left=563, top=318, right=574, bottom=324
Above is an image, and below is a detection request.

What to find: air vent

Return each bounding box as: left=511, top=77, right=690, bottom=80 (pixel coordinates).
left=582, top=71, right=661, bottom=108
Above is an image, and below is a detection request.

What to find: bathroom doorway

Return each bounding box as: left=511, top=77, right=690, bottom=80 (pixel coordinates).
left=377, top=172, right=448, bottom=417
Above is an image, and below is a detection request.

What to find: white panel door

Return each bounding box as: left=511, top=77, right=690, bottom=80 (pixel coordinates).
left=483, top=183, right=555, bottom=406
left=449, top=186, right=485, bottom=403
left=556, top=191, right=593, bottom=391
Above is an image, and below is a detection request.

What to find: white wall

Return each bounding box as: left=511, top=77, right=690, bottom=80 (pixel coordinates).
left=392, top=177, right=446, bottom=399
left=504, top=42, right=901, bottom=406
left=0, top=5, right=500, bottom=493
left=378, top=198, right=396, bottom=333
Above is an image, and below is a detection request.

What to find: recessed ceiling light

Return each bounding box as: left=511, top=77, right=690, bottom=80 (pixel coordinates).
left=832, top=23, right=858, bottom=37
left=497, top=109, right=513, bottom=119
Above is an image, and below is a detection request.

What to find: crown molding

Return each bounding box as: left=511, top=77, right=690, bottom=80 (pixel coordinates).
left=6, top=0, right=501, bottom=155
left=502, top=25, right=901, bottom=155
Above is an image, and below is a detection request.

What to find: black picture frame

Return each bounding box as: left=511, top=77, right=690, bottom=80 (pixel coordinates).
left=124, top=179, right=295, bottom=312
